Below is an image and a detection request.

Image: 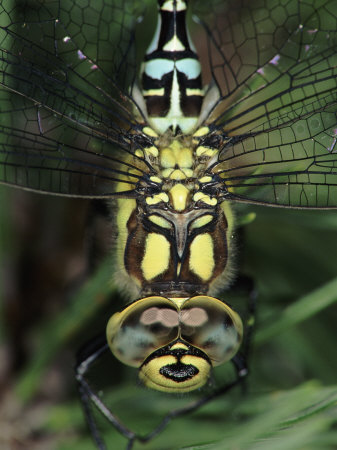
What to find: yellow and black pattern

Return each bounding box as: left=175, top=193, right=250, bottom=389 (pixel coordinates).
left=0, top=0, right=337, bottom=446
left=1, top=0, right=336, bottom=207
left=140, top=0, right=204, bottom=133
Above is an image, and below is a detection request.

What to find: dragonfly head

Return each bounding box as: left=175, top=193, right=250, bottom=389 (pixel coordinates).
left=106, top=295, right=243, bottom=392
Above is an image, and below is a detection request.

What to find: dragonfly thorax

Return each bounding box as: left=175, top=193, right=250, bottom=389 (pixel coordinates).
left=115, top=127, right=235, bottom=301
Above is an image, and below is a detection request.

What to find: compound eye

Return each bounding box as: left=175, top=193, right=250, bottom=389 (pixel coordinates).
left=180, top=296, right=243, bottom=365
left=106, top=297, right=179, bottom=367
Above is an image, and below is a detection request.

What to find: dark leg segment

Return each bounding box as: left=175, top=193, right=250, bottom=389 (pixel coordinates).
left=76, top=334, right=137, bottom=449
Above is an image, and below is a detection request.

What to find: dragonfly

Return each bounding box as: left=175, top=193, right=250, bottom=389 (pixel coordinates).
left=0, top=0, right=336, bottom=448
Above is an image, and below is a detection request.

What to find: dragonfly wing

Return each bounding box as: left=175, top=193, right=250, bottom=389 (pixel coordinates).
left=0, top=0, right=148, bottom=197
left=193, top=0, right=337, bottom=208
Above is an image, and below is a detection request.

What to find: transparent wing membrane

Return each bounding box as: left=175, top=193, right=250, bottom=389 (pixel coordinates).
left=0, top=0, right=336, bottom=204
left=0, top=0, right=149, bottom=197
left=192, top=0, right=337, bottom=207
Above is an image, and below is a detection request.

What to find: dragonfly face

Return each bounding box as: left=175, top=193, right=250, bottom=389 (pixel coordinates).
left=0, top=0, right=336, bottom=446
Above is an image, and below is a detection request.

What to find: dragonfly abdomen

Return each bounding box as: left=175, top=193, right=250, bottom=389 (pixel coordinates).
left=140, top=0, right=204, bottom=134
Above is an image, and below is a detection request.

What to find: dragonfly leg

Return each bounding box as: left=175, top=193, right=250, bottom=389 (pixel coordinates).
left=75, top=334, right=136, bottom=450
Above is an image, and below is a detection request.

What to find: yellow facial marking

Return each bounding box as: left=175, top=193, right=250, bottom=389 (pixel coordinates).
left=143, top=126, right=158, bottom=137
left=169, top=184, right=190, bottom=211
left=193, top=126, right=210, bottom=137
left=139, top=354, right=211, bottom=392
left=148, top=215, right=172, bottom=229
left=189, top=233, right=214, bottom=281
left=196, top=146, right=218, bottom=157
left=141, top=233, right=170, bottom=280
left=146, top=192, right=169, bottom=205
left=170, top=342, right=188, bottom=350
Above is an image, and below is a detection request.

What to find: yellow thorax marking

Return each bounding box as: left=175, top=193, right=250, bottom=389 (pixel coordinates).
left=158, top=140, right=194, bottom=181
left=149, top=176, right=162, bottom=184
left=148, top=215, right=172, bottom=229
left=143, top=126, right=158, bottom=137
left=162, top=168, right=193, bottom=180
left=135, top=146, right=159, bottom=159
left=145, top=146, right=159, bottom=157
left=199, top=176, right=212, bottom=183
left=135, top=149, right=144, bottom=158
left=146, top=192, right=169, bottom=205
left=162, top=168, right=193, bottom=181
left=142, top=233, right=170, bottom=280
left=193, top=126, right=209, bottom=137
left=190, top=214, right=213, bottom=229
left=189, top=233, right=214, bottom=281
left=193, top=191, right=217, bottom=206
left=196, top=146, right=218, bottom=157
left=160, top=140, right=193, bottom=169
left=169, top=184, right=190, bottom=211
